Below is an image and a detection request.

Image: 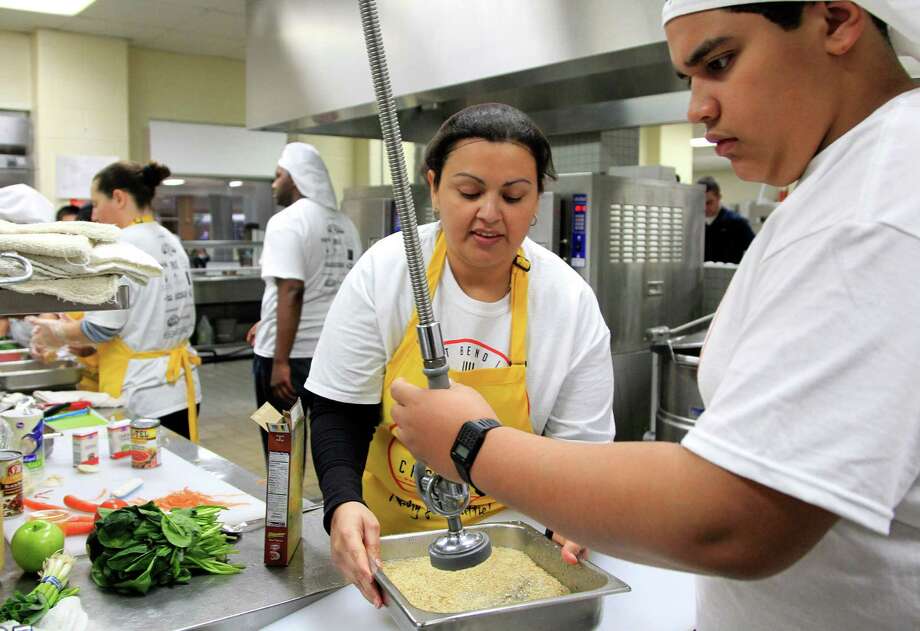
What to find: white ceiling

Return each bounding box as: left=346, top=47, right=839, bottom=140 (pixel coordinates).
left=0, top=0, right=246, bottom=60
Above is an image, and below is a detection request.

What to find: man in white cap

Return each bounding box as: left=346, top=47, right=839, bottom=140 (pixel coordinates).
left=249, top=142, right=361, bottom=458
left=386, top=3, right=920, bottom=629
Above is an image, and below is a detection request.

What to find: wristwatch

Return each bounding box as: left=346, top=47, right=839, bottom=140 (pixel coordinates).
left=450, top=418, right=501, bottom=493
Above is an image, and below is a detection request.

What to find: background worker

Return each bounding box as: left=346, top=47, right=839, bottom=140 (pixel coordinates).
left=391, top=3, right=920, bottom=629
left=29, top=161, right=202, bottom=440
left=55, top=205, right=80, bottom=222
left=248, top=142, right=361, bottom=458
left=698, top=175, right=755, bottom=262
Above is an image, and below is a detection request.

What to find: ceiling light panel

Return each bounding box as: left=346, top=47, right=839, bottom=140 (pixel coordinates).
left=0, top=0, right=97, bottom=16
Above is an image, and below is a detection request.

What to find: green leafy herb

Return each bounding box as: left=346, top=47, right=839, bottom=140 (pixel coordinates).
left=0, top=552, right=79, bottom=625
left=87, top=502, right=244, bottom=595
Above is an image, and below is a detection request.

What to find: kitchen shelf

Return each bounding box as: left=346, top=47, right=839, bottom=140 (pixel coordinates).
left=0, top=283, right=131, bottom=316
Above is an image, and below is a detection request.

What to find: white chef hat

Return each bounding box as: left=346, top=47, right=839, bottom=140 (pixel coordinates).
left=662, top=0, right=920, bottom=61
left=0, top=184, right=55, bottom=224
left=277, top=142, right=338, bottom=211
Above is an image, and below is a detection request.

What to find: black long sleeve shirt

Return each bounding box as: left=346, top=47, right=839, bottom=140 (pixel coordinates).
left=309, top=392, right=381, bottom=533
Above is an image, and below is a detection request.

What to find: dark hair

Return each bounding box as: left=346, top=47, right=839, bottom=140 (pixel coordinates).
left=727, top=2, right=890, bottom=43
left=697, top=176, right=721, bottom=196
left=93, top=160, right=171, bottom=208
left=423, top=103, right=556, bottom=193
left=56, top=205, right=80, bottom=221
left=77, top=203, right=93, bottom=222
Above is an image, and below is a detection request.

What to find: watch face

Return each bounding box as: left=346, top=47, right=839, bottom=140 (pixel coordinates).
left=454, top=444, right=470, bottom=458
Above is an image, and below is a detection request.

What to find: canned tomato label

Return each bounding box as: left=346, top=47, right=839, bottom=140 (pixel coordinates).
left=131, top=419, right=161, bottom=469
left=107, top=420, right=132, bottom=459
left=0, top=450, right=24, bottom=517
left=72, top=429, right=100, bottom=467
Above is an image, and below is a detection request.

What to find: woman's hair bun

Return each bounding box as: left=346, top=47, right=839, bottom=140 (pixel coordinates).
left=141, top=161, right=172, bottom=188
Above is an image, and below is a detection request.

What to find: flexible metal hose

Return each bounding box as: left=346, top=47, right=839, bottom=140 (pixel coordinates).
left=358, top=0, right=433, bottom=326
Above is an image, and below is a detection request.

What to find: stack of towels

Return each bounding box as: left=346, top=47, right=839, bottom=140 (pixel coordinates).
left=0, top=220, right=162, bottom=304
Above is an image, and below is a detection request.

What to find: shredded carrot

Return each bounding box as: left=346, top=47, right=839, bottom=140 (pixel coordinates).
left=154, top=487, right=248, bottom=511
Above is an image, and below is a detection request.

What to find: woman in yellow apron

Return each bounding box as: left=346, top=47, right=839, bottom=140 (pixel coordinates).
left=306, top=103, right=615, bottom=607
left=28, top=161, right=201, bottom=440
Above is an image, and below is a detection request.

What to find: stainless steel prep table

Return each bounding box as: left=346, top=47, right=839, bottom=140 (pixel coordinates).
left=0, top=427, right=347, bottom=630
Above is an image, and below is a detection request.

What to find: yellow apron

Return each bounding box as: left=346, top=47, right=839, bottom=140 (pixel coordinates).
left=96, top=215, right=202, bottom=442
left=365, top=231, right=533, bottom=535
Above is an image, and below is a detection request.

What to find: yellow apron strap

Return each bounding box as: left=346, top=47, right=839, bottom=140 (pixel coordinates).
left=410, top=232, right=529, bottom=362
left=135, top=345, right=202, bottom=443
left=508, top=254, right=530, bottom=366
left=99, top=339, right=201, bottom=443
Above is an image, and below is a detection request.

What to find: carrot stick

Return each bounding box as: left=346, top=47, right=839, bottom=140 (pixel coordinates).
left=23, top=498, right=65, bottom=511
left=60, top=521, right=95, bottom=536
left=66, top=515, right=96, bottom=522
left=63, top=495, right=100, bottom=513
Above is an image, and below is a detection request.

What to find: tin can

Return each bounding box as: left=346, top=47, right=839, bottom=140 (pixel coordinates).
left=107, top=420, right=132, bottom=459
left=0, top=450, right=24, bottom=517
left=72, top=429, right=100, bottom=467
left=131, top=419, right=161, bottom=469
left=1, top=407, right=44, bottom=475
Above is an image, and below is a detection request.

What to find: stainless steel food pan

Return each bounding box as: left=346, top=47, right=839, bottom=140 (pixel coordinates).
left=376, top=521, right=630, bottom=630
left=0, top=359, right=81, bottom=391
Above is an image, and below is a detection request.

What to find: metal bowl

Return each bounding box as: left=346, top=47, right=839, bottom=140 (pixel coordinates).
left=0, top=359, right=80, bottom=392
left=375, top=521, right=630, bottom=630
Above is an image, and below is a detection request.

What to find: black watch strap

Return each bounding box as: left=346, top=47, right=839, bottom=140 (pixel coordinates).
left=450, top=418, right=501, bottom=493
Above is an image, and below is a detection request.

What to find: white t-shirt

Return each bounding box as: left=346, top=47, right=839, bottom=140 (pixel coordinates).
left=84, top=222, right=201, bottom=418
left=307, top=222, right=615, bottom=442
left=254, top=198, right=362, bottom=359
left=685, top=88, right=920, bottom=630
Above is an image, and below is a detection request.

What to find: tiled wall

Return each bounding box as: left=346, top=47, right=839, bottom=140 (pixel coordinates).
left=129, top=47, right=246, bottom=163
left=550, top=128, right=640, bottom=175
left=290, top=133, right=365, bottom=209
left=33, top=30, right=130, bottom=204
left=0, top=31, right=32, bottom=111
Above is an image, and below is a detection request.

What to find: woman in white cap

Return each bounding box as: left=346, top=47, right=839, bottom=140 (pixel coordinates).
left=390, top=3, right=920, bottom=629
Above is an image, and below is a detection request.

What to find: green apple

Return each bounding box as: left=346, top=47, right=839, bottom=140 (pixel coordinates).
left=11, top=520, right=65, bottom=573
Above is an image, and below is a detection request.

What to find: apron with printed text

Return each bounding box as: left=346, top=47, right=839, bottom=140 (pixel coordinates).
left=97, top=216, right=202, bottom=442
left=364, top=231, right=533, bottom=535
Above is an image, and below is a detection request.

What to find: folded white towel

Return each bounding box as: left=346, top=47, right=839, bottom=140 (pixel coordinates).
left=0, top=242, right=162, bottom=285
left=0, top=236, right=161, bottom=288
left=0, top=233, right=92, bottom=262
left=89, top=241, right=161, bottom=278
left=0, top=219, right=120, bottom=242
left=1, top=274, right=120, bottom=304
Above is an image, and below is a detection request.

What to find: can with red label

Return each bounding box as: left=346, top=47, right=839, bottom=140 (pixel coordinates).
left=131, top=419, right=161, bottom=469
left=0, top=450, right=24, bottom=517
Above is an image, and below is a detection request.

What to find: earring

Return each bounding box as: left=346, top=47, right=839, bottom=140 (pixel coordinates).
left=530, top=216, right=537, bottom=227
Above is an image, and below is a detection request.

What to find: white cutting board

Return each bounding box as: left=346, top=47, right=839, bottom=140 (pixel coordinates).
left=3, top=430, right=265, bottom=557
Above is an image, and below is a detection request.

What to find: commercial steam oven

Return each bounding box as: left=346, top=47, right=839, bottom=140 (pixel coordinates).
left=545, top=174, right=704, bottom=441
left=340, top=185, right=436, bottom=251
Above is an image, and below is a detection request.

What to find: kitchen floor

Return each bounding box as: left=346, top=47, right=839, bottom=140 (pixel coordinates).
left=196, top=358, right=322, bottom=502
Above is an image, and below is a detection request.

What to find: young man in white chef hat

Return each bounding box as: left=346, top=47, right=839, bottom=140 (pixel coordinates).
left=389, top=3, right=920, bottom=629
left=248, top=143, right=362, bottom=459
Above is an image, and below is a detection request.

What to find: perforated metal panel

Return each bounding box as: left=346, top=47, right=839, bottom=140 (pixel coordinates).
left=551, top=174, right=704, bottom=440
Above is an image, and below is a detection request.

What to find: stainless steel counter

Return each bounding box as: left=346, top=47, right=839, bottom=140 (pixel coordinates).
left=0, top=428, right=347, bottom=630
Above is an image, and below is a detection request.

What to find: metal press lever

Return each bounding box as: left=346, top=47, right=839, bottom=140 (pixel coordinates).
left=359, top=0, right=491, bottom=571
